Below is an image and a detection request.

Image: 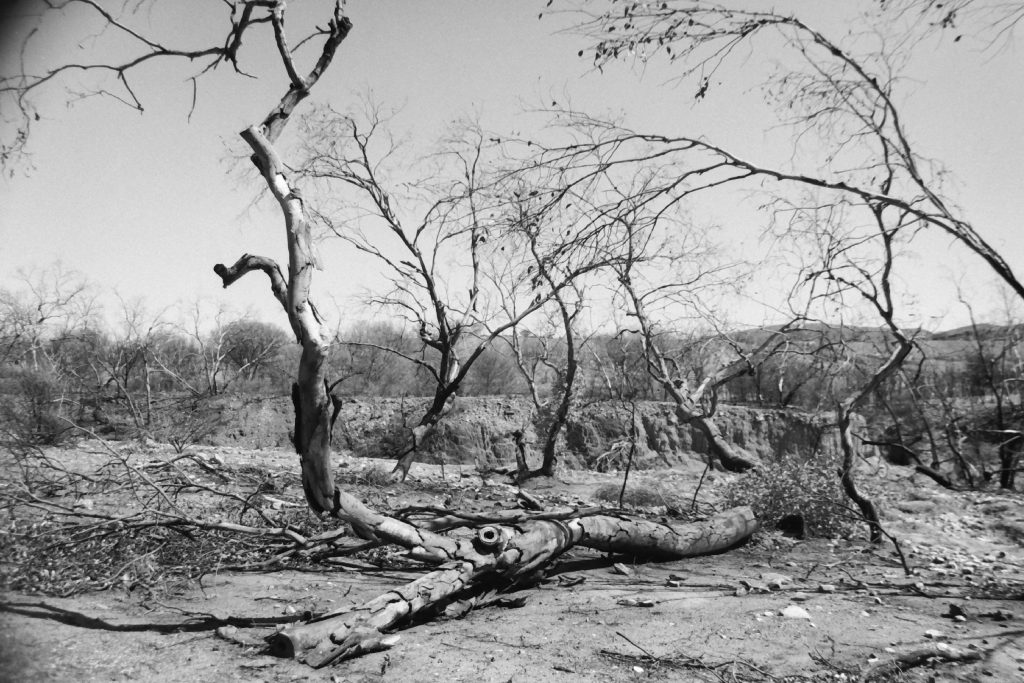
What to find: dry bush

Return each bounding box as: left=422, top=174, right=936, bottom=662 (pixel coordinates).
left=0, top=368, right=74, bottom=446
left=0, top=442, right=356, bottom=598
left=353, top=465, right=394, bottom=487
left=592, top=480, right=694, bottom=518
left=722, top=452, right=855, bottom=538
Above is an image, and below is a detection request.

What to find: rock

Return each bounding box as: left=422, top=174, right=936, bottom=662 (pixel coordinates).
left=782, top=605, right=812, bottom=620
left=818, top=584, right=837, bottom=593
left=739, top=579, right=770, bottom=593
left=760, top=572, right=792, bottom=590
left=944, top=603, right=969, bottom=620
left=617, top=598, right=655, bottom=607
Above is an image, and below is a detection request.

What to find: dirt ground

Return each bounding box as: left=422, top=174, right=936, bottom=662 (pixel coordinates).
left=2, top=444, right=1023, bottom=682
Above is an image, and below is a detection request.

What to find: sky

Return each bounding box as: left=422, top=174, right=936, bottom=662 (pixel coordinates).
left=1, top=0, right=1022, bottom=335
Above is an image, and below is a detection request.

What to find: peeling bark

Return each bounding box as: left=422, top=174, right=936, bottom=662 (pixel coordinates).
left=213, top=3, right=351, bottom=514
left=272, top=506, right=758, bottom=666
left=202, top=6, right=763, bottom=668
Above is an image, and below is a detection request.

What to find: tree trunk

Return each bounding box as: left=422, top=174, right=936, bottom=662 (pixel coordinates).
left=682, top=409, right=757, bottom=472
left=1000, top=435, right=1020, bottom=490
left=143, top=354, right=153, bottom=428
left=838, top=411, right=882, bottom=543
left=271, top=506, right=759, bottom=667
left=202, top=8, right=764, bottom=669
left=538, top=354, right=576, bottom=478
left=390, top=390, right=458, bottom=481
left=512, top=428, right=530, bottom=480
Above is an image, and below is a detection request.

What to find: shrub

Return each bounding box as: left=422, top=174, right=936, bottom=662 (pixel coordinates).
left=355, top=465, right=394, bottom=487
left=721, top=452, right=855, bottom=538
left=0, top=368, right=73, bottom=445
left=593, top=480, right=690, bottom=515
left=147, top=395, right=223, bottom=453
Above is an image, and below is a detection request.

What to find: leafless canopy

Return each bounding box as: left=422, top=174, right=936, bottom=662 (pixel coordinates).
left=555, top=1, right=1024, bottom=301
left=0, top=0, right=346, bottom=166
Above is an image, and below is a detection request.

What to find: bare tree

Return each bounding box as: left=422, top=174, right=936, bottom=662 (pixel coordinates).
left=546, top=3, right=1024, bottom=301
left=607, top=205, right=789, bottom=472
left=222, top=319, right=289, bottom=384
left=958, top=288, right=1023, bottom=488
left=332, top=320, right=431, bottom=396
left=496, top=189, right=592, bottom=478
left=506, top=293, right=584, bottom=478
left=777, top=184, right=931, bottom=541
left=298, top=109, right=617, bottom=480
left=0, top=265, right=93, bottom=367
left=2, top=3, right=762, bottom=665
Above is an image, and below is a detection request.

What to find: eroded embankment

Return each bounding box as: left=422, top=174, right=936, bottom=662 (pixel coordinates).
left=197, top=395, right=849, bottom=471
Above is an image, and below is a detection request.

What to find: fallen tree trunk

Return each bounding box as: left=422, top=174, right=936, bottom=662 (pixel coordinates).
left=198, top=7, right=761, bottom=672
left=271, top=506, right=758, bottom=667
left=861, top=643, right=983, bottom=681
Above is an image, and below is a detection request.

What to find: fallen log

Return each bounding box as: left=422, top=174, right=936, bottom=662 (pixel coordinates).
left=271, top=506, right=758, bottom=667
left=861, top=643, right=983, bottom=681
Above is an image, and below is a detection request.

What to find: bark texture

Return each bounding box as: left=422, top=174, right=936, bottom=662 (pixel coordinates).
left=271, top=506, right=758, bottom=666
left=214, top=3, right=351, bottom=514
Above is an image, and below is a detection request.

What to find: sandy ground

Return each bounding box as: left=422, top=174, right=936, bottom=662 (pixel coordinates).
left=2, top=445, right=1023, bottom=682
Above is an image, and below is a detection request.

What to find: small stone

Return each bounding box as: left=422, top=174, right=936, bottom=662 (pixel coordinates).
left=924, top=629, right=944, bottom=640
left=818, top=584, right=837, bottom=593
left=782, top=605, right=812, bottom=620
left=760, top=572, right=792, bottom=590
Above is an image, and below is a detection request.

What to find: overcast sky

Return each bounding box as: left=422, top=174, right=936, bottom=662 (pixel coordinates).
left=1, top=0, right=1021, bottom=333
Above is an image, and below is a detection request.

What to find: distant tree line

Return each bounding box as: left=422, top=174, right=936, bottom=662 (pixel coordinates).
left=4, top=265, right=1018, bottom=474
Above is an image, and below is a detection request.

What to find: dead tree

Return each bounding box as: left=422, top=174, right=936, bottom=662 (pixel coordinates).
left=788, top=186, right=926, bottom=542
left=614, top=237, right=790, bottom=472
left=505, top=300, right=583, bottom=479
left=210, top=3, right=352, bottom=513
left=955, top=290, right=1023, bottom=489
left=497, top=190, right=590, bottom=479
left=298, top=112, right=619, bottom=480
left=268, top=505, right=759, bottom=666
left=553, top=4, right=1024, bottom=302
left=3, top=2, right=762, bottom=665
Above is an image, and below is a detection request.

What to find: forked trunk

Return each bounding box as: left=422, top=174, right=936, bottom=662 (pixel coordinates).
left=272, top=506, right=759, bottom=666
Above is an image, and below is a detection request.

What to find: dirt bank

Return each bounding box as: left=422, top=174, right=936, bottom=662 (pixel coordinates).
left=196, top=395, right=851, bottom=472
